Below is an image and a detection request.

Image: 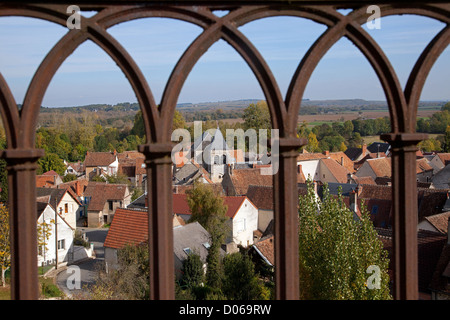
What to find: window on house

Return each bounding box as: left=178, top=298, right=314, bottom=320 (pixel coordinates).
left=58, top=239, right=65, bottom=250
left=109, top=201, right=113, bottom=211
left=371, top=205, right=379, bottom=215
left=65, top=203, right=68, bottom=213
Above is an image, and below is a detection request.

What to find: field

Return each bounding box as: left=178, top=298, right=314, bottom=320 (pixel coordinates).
left=297, top=109, right=438, bottom=127
left=188, top=109, right=439, bottom=128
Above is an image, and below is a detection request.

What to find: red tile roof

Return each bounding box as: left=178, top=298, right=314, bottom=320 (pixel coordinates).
left=416, top=158, right=433, bottom=173
left=84, top=152, right=117, bottom=167
left=84, top=182, right=128, bottom=211
left=103, top=208, right=148, bottom=249
left=36, top=175, right=55, bottom=188
left=254, top=236, right=274, bottom=266
left=225, top=168, right=273, bottom=195
left=42, top=170, right=59, bottom=176
left=172, top=193, right=250, bottom=219
left=320, top=158, right=351, bottom=183
left=367, top=157, right=391, bottom=177
left=423, top=211, right=450, bottom=235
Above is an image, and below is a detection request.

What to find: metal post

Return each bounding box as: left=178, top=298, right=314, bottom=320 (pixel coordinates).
left=382, top=133, right=427, bottom=300
left=139, top=143, right=174, bottom=300
left=3, top=149, right=44, bottom=300
left=273, top=137, right=306, bottom=300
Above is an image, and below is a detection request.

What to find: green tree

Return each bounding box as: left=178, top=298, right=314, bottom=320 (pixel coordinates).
left=443, top=125, right=450, bottom=152
left=298, top=181, right=391, bottom=300
left=243, top=101, right=271, bottom=132
left=222, top=252, right=269, bottom=300
left=441, top=101, right=450, bottom=112
left=186, top=182, right=228, bottom=235
left=418, top=138, right=442, bottom=152
left=63, top=173, right=77, bottom=183
left=37, top=153, right=66, bottom=176
left=242, top=101, right=272, bottom=148
left=173, top=110, right=186, bottom=132
left=82, top=243, right=149, bottom=300
left=131, top=110, right=146, bottom=138
left=186, top=182, right=228, bottom=290
left=181, top=252, right=205, bottom=289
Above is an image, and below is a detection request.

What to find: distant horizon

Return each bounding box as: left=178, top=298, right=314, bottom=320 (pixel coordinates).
left=39, top=97, right=449, bottom=109
left=1, top=15, right=448, bottom=107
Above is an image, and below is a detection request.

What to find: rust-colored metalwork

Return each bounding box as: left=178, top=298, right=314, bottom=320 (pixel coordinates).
left=0, top=1, right=448, bottom=300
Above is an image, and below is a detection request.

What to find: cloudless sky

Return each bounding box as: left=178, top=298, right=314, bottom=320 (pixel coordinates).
left=0, top=10, right=448, bottom=108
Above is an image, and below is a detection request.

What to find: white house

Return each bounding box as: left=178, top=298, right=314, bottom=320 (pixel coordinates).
left=36, top=187, right=82, bottom=229
left=37, top=202, right=74, bottom=267
left=172, top=194, right=259, bottom=248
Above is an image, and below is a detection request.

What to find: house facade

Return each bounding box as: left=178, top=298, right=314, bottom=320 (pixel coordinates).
left=37, top=202, right=74, bottom=267
left=172, top=193, right=259, bottom=248
left=84, top=151, right=119, bottom=181
left=84, top=182, right=131, bottom=227
left=36, top=187, right=82, bottom=230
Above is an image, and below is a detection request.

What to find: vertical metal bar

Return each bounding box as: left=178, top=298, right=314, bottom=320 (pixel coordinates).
left=273, top=137, right=305, bottom=300
left=382, top=133, right=426, bottom=300
left=140, top=143, right=174, bottom=300
left=4, top=149, right=43, bottom=300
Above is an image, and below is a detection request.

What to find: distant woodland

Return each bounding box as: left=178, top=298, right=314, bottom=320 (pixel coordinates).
left=0, top=99, right=447, bottom=182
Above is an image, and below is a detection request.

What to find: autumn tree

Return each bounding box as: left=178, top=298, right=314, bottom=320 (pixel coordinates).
left=298, top=181, right=391, bottom=300
left=37, top=218, right=54, bottom=265
left=306, top=132, right=320, bottom=153
left=0, top=206, right=10, bottom=287
left=186, top=182, right=228, bottom=290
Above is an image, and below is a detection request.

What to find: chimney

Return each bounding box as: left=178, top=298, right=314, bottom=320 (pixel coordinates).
left=297, top=164, right=302, bottom=174
left=75, top=180, right=81, bottom=196
left=362, top=144, right=367, bottom=156
left=113, top=150, right=117, bottom=156
left=340, top=156, right=344, bottom=166
left=323, top=150, right=329, bottom=156
left=349, top=187, right=358, bottom=214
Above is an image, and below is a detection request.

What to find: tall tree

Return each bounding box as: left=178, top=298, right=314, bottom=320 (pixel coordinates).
left=181, top=252, right=204, bottom=289
left=186, top=182, right=228, bottom=289
left=222, top=252, right=269, bottom=300
left=298, top=181, right=391, bottom=300
left=306, top=132, right=320, bottom=153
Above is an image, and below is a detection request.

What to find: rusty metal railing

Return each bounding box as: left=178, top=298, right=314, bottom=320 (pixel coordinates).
left=0, top=1, right=448, bottom=300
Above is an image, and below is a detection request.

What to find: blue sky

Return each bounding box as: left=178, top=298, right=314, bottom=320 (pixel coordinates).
left=0, top=12, right=448, bottom=107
